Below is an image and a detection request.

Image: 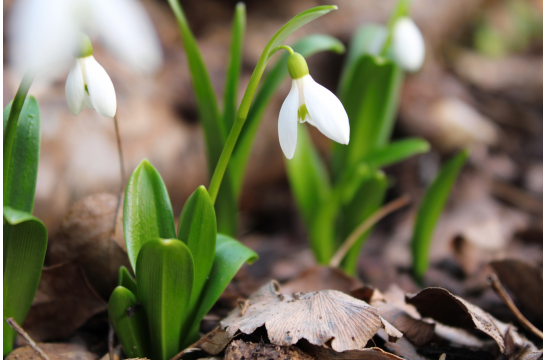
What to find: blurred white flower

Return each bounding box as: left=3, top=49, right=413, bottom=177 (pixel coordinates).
left=279, top=53, right=350, bottom=159
left=392, top=17, right=425, bottom=72
left=66, top=55, right=117, bottom=118
left=9, top=0, right=163, bottom=82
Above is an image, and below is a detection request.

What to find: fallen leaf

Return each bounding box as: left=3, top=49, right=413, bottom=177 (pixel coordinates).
left=301, top=340, right=406, bottom=360
left=22, top=262, right=107, bottom=341
left=406, top=287, right=515, bottom=353
left=6, top=343, right=97, bottom=360
left=48, top=193, right=130, bottom=300
left=490, top=259, right=543, bottom=317
left=221, top=281, right=402, bottom=352
left=375, top=329, right=428, bottom=360
left=351, top=286, right=435, bottom=346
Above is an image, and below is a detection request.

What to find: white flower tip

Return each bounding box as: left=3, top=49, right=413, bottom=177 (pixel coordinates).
left=392, top=17, right=425, bottom=72
left=85, top=56, right=117, bottom=118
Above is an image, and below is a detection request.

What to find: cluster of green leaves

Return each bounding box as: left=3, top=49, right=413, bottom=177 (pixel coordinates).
left=285, top=1, right=429, bottom=276
left=3, top=78, right=48, bottom=356
left=108, top=160, right=257, bottom=360
left=166, top=0, right=346, bottom=237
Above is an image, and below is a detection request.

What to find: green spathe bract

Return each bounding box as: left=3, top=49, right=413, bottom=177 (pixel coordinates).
left=123, top=159, right=176, bottom=273
left=287, top=52, right=309, bottom=79
left=3, top=206, right=47, bottom=356
left=108, top=286, right=150, bottom=358
left=412, top=149, right=469, bottom=281
left=136, top=239, right=194, bottom=360
left=118, top=266, right=138, bottom=297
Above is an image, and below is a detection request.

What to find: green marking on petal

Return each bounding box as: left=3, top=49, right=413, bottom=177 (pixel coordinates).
left=84, top=84, right=89, bottom=95
left=73, top=33, right=93, bottom=58
left=298, top=104, right=309, bottom=122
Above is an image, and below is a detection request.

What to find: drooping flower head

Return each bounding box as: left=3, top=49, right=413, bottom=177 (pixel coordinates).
left=391, top=17, right=425, bottom=72
left=65, top=33, right=117, bottom=118
left=279, top=51, right=350, bottom=159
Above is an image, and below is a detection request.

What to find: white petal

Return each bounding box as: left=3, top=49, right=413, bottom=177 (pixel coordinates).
left=84, top=56, right=117, bottom=117
left=9, top=0, right=78, bottom=83
left=92, top=0, right=163, bottom=73
left=392, top=17, right=425, bottom=72
left=278, top=80, right=299, bottom=159
left=65, top=59, right=86, bottom=116
left=303, top=75, right=350, bottom=145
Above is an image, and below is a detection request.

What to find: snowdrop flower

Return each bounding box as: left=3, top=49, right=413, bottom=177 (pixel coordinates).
left=391, top=17, right=425, bottom=72
left=65, top=34, right=117, bottom=118
left=9, top=0, right=163, bottom=82
left=279, top=52, right=350, bottom=159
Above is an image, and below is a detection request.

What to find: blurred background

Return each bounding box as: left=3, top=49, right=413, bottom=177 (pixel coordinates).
left=2, top=0, right=543, bottom=351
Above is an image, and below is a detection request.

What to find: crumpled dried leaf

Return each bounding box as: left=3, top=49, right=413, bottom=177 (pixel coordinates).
left=22, top=262, right=107, bottom=341
left=48, top=193, right=130, bottom=300
left=221, top=281, right=402, bottom=352
left=405, top=287, right=532, bottom=354
left=352, top=285, right=435, bottom=346
left=300, top=340, right=406, bottom=360
left=375, top=329, right=428, bottom=360
left=490, top=259, right=543, bottom=317
left=6, top=343, right=97, bottom=360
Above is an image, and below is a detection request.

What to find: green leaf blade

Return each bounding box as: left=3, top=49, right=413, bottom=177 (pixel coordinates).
left=108, top=286, right=150, bottom=359
left=339, top=171, right=388, bottom=275
left=124, top=160, right=176, bottom=273
left=3, top=96, right=40, bottom=213
left=166, top=0, right=224, bottom=173
left=363, top=138, right=430, bottom=169
left=223, top=2, right=246, bottom=132
left=177, top=186, right=217, bottom=312
left=136, top=239, right=194, bottom=360
left=183, top=234, right=257, bottom=348
left=3, top=206, right=47, bottom=356
left=118, top=266, right=138, bottom=298
left=412, top=149, right=469, bottom=280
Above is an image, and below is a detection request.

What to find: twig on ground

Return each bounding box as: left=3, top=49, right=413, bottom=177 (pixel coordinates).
left=329, top=195, right=411, bottom=268
left=5, top=318, right=51, bottom=360
left=488, top=273, right=543, bottom=339
left=108, top=322, right=115, bottom=360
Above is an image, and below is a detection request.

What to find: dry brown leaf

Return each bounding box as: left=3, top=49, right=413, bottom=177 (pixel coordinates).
left=490, top=259, right=543, bottom=317
left=22, top=262, right=107, bottom=341
left=224, top=340, right=313, bottom=360
left=281, top=266, right=363, bottom=294
left=351, top=286, right=435, bottom=347
left=300, top=341, right=406, bottom=360
left=406, top=287, right=508, bottom=353
left=433, top=323, right=486, bottom=348
left=48, top=193, right=130, bottom=300
left=196, top=326, right=234, bottom=355
left=221, top=281, right=402, bottom=353
left=375, top=329, right=428, bottom=360
left=6, top=343, right=97, bottom=360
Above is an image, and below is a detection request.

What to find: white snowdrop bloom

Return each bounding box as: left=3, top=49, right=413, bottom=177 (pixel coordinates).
left=391, top=17, right=425, bottom=72
left=9, top=0, right=163, bottom=82
left=279, top=52, right=350, bottom=159
left=65, top=35, right=117, bottom=118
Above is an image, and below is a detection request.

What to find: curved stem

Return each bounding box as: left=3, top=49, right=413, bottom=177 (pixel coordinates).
left=111, top=114, right=126, bottom=236
left=3, top=70, right=35, bottom=206
left=329, top=195, right=410, bottom=268
left=277, top=45, right=294, bottom=55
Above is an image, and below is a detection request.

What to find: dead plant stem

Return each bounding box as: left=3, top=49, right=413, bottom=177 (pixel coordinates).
left=6, top=318, right=51, bottom=360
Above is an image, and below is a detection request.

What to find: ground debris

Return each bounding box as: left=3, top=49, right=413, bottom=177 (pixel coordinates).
left=221, top=281, right=402, bottom=353
left=225, top=340, right=313, bottom=360
left=6, top=343, right=97, bottom=360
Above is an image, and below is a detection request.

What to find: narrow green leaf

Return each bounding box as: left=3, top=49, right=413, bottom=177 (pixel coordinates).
left=333, top=55, right=403, bottom=181
left=182, top=234, right=257, bottom=348
left=363, top=138, right=430, bottom=169
left=338, top=171, right=388, bottom=275
left=166, top=0, right=224, bottom=174
left=3, top=96, right=40, bottom=213
left=231, top=34, right=345, bottom=195
left=412, top=149, right=469, bottom=280
left=214, top=171, right=238, bottom=236
left=308, top=199, right=338, bottom=265
left=285, top=126, right=331, bottom=228
left=338, top=24, right=387, bottom=99
left=136, top=239, right=194, bottom=360
left=118, top=266, right=138, bottom=298
left=177, top=186, right=217, bottom=313
left=3, top=206, right=47, bottom=356
left=223, top=2, right=246, bottom=131
left=108, top=286, right=150, bottom=359
left=124, top=160, right=176, bottom=273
